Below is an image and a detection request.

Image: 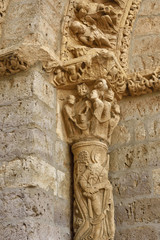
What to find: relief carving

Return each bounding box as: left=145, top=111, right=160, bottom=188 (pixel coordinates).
left=72, top=141, right=115, bottom=240
left=0, top=53, right=28, bottom=77
left=0, top=0, right=9, bottom=24
left=62, top=80, right=120, bottom=144
left=118, top=0, right=142, bottom=71
left=60, top=78, right=120, bottom=240
left=51, top=1, right=160, bottom=239
left=128, top=68, right=160, bottom=96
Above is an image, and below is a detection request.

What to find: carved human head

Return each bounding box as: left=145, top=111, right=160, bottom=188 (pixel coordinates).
left=90, top=89, right=99, bottom=99
left=94, top=79, right=108, bottom=90
left=70, top=21, right=85, bottom=34
left=77, top=83, right=89, bottom=97
left=67, top=95, right=76, bottom=105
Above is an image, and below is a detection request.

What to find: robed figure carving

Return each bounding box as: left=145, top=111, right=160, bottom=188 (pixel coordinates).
left=73, top=147, right=115, bottom=240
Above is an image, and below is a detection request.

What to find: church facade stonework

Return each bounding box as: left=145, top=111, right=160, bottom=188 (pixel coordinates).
left=0, top=0, right=160, bottom=239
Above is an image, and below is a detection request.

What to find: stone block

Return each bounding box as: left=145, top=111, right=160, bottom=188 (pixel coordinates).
left=115, top=198, right=160, bottom=226
left=129, top=52, right=160, bottom=72
left=110, top=170, right=151, bottom=198
left=0, top=219, right=55, bottom=240
left=131, top=35, right=160, bottom=57
left=0, top=187, right=54, bottom=220
left=111, top=123, right=132, bottom=146
left=0, top=126, right=55, bottom=163
left=110, top=141, right=160, bottom=172
left=133, top=16, right=160, bottom=36
left=134, top=120, right=146, bottom=141
left=139, top=0, right=160, bottom=16
left=152, top=168, right=160, bottom=195
left=0, top=127, right=34, bottom=162
left=55, top=140, right=71, bottom=170
left=57, top=170, right=70, bottom=200
left=32, top=70, right=56, bottom=109
left=0, top=98, right=56, bottom=132
left=0, top=0, right=38, bottom=47
left=0, top=156, right=57, bottom=193
left=0, top=73, right=33, bottom=106
left=119, top=93, right=160, bottom=121
left=147, top=116, right=160, bottom=140
left=54, top=197, right=71, bottom=228
left=115, top=226, right=158, bottom=240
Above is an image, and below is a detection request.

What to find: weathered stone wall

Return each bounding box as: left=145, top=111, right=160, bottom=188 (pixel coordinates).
left=129, top=0, right=160, bottom=72
left=0, top=0, right=160, bottom=239
left=110, top=92, right=160, bottom=239
left=0, top=0, right=72, bottom=239
left=110, top=1, right=160, bottom=238
left=0, top=65, right=72, bottom=240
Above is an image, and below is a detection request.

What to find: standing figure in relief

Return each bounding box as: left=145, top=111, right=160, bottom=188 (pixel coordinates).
left=75, top=83, right=92, bottom=136
left=79, top=152, right=114, bottom=240
left=90, top=89, right=111, bottom=139
left=63, top=95, right=79, bottom=138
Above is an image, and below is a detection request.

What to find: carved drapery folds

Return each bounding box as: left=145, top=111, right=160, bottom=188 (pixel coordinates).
left=62, top=80, right=120, bottom=144
left=72, top=141, right=114, bottom=240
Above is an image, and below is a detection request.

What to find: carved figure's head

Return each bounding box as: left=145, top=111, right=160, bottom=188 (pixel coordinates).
left=90, top=89, right=99, bottom=99
left=94, top=79, right=108, bottom=90
left=67, top=95, right=76, bottom=105
left=77, top=83, right=89, bottom=97
left=70, top=21, right=85, bottom=34
left=78, top=150, right=90, bottom=164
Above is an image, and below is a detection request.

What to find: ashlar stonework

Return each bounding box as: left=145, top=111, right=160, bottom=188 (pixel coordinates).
left=0, top=0, right=160, bottom=239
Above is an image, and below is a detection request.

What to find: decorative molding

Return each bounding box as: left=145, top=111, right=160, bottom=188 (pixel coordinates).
left=127, top=67, right=160, bottom=96
left=0, top=53, right=28, bottom=77
left=44, top=49, right=127, bottom=99
left=118, top=0, right=142, bottom=72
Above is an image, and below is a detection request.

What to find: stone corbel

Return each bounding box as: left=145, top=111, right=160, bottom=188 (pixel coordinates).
left=0, top=44, right=60, bottom=77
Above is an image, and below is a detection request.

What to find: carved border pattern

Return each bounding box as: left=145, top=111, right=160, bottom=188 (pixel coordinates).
left=118, top=0, right=142, bottom=72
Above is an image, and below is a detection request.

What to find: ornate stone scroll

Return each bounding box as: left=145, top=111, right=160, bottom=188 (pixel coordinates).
left=127, top=67, right=160, bottom=96
left=0, top=53, right=28, bottom=76
left=72, top=141, right=114, bottom=240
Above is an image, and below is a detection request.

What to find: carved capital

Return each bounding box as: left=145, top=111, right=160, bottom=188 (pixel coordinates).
left=61, top=80, right=120, bottom=144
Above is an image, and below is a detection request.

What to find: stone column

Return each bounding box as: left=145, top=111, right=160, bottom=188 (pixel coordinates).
left=61, top=79, right=121, bottom=240
left=72, top=140, right=115, bottom=240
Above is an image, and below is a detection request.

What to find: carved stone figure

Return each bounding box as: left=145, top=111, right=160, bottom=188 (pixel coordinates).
left=62, top=80, right=120, bottom=142
left=70, top=21, right=114, bottom=48
left=53, top=68, right=66, bottom=86
left=63, top=95, right=80, bottom=138
left=72, top=141, right=115, bottom=240
left=90, top=89, right=111, bottom=139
